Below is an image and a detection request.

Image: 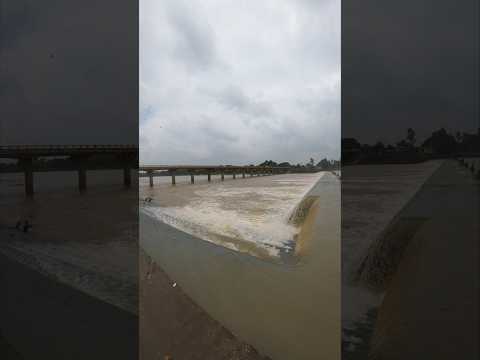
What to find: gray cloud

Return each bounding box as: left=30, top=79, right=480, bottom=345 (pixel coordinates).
left=166, top=2, right=218, bottom=71
left=342, top=0, right=478, bottom=145
left=214, top=85, right=274, bottom=118
left=1, top=0, right=138, bottom=145
left=140, top=0, right=340, bottom=165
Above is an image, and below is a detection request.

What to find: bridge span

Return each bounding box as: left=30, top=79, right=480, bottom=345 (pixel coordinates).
left=1, top=145, right=138, bottom=196
left=139, top=165, right=293, bottom=186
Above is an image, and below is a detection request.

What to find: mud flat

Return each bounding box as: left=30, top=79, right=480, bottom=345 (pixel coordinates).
left=140, top=172, right=340, bottom=360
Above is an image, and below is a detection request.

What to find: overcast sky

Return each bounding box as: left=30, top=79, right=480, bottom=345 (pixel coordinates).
left=1, top=0, right=137, bottom=146
left=343, top=0, right=478, bottom=145
left=140, top=0, right=340, bottom=165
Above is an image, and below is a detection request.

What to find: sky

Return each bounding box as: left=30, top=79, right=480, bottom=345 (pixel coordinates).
left=0, top=0, right=138, bottom=146
left=139, top=0, right=340, bottom=165
left=342, top=0, right=479, bottom=145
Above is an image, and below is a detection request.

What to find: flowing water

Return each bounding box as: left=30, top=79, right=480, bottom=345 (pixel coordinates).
left=341, top=160, right=444, bottom=353
left=0, top=170, right=138, bottom=314
left=140, top=172, right=341, bottom=360
left=141, top=172, right=325, bottom=259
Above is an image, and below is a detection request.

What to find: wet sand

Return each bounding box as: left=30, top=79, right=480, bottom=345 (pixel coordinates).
left=140, top=249, right=271, bottom=360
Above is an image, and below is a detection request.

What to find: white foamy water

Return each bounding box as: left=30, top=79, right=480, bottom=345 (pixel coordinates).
left=142, top=172, right=326, bottom=257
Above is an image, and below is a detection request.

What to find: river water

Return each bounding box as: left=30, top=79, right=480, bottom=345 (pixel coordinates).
left=140, top=171, right=341, bottom=360
left=0, top=170, right=138, bottom=314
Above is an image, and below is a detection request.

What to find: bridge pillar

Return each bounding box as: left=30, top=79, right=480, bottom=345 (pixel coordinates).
left=190, top=174, right=195, bottom=184
left=171, top=174, right=176, bottom=185
left=242, top=173, right=245, bottom=178
left=123, top=165, right=131, bottom=188
left=72, top=155, right=89, bottom=192
left=233, top=173, right=236, bottom=179
left=22, top=157, right=34, bottom=197
left=148, top=172, right=154, bottom=187
left=207, top=173, right=211, bottom=182
left=79, top=166, right=87, bottom=192
left=221, top=173, right=224, bottom=181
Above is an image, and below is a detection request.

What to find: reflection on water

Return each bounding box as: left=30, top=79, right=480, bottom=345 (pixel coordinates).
left=140, top=172, right=340, bottom=360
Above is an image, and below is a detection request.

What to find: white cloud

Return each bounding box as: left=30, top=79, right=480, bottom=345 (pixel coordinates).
left=140, top=0, right=340, bottom=165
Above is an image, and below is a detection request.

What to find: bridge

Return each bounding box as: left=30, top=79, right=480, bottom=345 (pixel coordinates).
left=139, top=165, right=293, bottom=186
left=0, top=145, right=138, bottom=196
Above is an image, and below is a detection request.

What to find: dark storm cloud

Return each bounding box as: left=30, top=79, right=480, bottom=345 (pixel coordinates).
left=343, top=0, right=479, bottom=145
left=0, top=0, right=138, bottom=145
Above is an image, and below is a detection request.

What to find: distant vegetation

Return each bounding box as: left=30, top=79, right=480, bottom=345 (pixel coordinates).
left=258, top=158, right=340, bottom=171
left=342, top=128, right=480, bottom=165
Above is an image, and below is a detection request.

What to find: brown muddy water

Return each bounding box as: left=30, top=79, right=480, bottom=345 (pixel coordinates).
left=0, top=170, right=138, bottom=314
left=140, top=172, right=340, bottom=360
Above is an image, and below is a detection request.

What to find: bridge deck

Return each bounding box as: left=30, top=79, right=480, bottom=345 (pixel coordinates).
left=1, top=145, right=137, bottom=196
left=139, top=165, right=288, bottom=172
left=0, top=145, right=138, bottom=158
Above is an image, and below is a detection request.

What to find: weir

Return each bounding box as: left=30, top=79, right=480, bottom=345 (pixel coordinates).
left=139, top=171, right=340, bottom=360
left=0, top=145, right=138, bottom=196
left=139, top=165, right=294, bottom=187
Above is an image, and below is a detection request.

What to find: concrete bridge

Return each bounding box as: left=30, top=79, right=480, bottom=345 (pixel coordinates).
left=139, top=165, right=293, bottom=186
left=0, top=145, right=138, bottom=196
